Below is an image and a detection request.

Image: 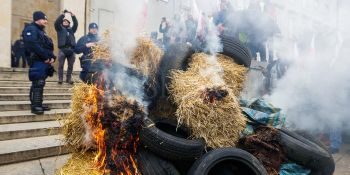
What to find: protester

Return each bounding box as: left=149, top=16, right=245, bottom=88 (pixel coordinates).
left=75, top=23, right=99, bottom=83
left=22, top=11, right=56, bottom=114
left=185, top=14, right=197, bottom=45
left=55, top=10, right=78, bottom=85
left=159, top=17, right=170, bottom=49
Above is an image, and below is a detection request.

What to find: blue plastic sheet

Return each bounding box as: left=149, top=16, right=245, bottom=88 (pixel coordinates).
left=279, top=163, right=311, bottom=175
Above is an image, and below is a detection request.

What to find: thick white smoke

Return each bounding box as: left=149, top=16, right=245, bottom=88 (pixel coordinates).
left=263, top=2, right=350, bottom=131
left=92, top=0, right=149, bottom=107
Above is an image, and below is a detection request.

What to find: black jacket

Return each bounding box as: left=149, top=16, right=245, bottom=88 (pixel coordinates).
left=75, top=33, right=99, bottom=56
left=22, top=22, right=55, bottom=61
left=54, top=14, right=78, bottom=48
left=75, top=33, right=99, bottom=70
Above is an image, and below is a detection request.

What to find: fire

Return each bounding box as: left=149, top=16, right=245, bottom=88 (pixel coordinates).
left=200, top=86, right=229, bottom=104
left=82, top=72, right=144, bottom=174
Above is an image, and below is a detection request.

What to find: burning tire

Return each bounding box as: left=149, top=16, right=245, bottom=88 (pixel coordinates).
left=278, top=128, right=335, bottom=174
left=188, top=148, right=268, bottom=175
left=220, top=34, right=252, bottom=67
left=140, top=117, right=205, bottom=160
left=137, top=147, right=181, bottom=175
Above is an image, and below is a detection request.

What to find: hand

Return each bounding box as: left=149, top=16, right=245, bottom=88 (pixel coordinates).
left=44, top=58, right=55, bottom=64
left=49, top=58, right=55, bottom=64
left=86, top=42, right=96, bottom=48
left=69, top=12, right=75, bottom=16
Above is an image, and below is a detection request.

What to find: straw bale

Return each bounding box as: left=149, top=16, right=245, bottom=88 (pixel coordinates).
left=92, top=31, right=112, bottom=61
left=62, top=83, right=99, bottom=152
left=55, top=152, right=104, bottom=175
left=168, top=53, right=247, bottom=148
left=130, top=37, right=163, bottom=83
left=187, top=53, right=248, bottom=96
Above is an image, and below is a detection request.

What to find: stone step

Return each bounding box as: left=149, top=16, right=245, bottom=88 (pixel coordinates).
left=0, top=135, right=69, bottom=165
left=0, top=67, right=80, bottom=73
left=0, top=71, right=80, bottom=82
left=0, top=87, right=71, bottom=94
left=0, top=109, right=71, bottom=124
left=0, top=100, right=71, bottom=111
left=0, top=93, right=72, bottom=101
left=0, top=121, right=61, bottom=141
left=0, top=80, right=74, bottom=88
left=0, top=154, right=71, bottom=175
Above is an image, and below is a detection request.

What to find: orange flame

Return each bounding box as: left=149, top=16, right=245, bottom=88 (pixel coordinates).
left=83, top=71, right=142, bottom=174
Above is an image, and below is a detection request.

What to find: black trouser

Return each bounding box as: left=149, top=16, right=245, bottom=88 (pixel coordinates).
left=30, top=79, right=45, bottom=108
left=58, top=49, right=75, bottom=82
left=14, top=52, right=27, bottom=68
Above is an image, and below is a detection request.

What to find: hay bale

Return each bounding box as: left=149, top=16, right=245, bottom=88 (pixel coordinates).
left=168, top=53, right=247, bottom=148
left=91, top=31, right=112, bottom=61
left=130, top=37, right=163, bottom=83
left=62, top=83, right=99, bottom=152
left=187, top=53, right=248, bottom=96
left=55, top=152, right=104, bottom=175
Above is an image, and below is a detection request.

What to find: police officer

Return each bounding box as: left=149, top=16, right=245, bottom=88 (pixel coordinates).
left=75, top=23, right=99, bottom=83
left=55, top=10, right=78, bottom=85
left=22, top=11, right=56, bottom=114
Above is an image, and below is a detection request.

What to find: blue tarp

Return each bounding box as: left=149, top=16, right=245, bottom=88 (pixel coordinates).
left=279, top=163, right=311, bottom=175
left=240, top=98, right=286, bottom=136
left=240, top=99, right=311, bottom=175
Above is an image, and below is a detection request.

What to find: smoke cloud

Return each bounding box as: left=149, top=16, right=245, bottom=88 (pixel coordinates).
left=89, top=0, right=350, bottom=131
left=261, top=2, right=350, bottom=131
left=91, top=0, right=149, bottom=108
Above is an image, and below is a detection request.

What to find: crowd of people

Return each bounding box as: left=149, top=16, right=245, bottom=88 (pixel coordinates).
left=152, top=0, right=279, bottom=61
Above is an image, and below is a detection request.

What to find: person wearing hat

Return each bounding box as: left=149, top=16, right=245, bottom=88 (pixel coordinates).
left=55, top=10, right=78, bottom=85
left=75, top=22, right=99, bottom=83
left=22, top=11, right=56, bottom=114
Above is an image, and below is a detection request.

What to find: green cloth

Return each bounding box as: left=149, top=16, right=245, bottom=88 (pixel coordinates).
left=238, top=32, right=249, bottom=44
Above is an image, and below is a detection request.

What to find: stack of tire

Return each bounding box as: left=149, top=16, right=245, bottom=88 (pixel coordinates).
left=137, top=117, right=335, bottom=175
left=137, top=35, right=334, bottom=175
left=138, top=117, right=268, bottom=175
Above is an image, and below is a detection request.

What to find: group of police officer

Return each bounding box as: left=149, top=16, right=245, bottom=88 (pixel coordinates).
left=22, top=11, right=99, bottom=114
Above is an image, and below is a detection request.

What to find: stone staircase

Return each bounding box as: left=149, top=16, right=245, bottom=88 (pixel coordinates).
left=0, top=68, right=77, bottom=169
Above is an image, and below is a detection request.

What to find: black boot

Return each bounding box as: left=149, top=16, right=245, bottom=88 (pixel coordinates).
left=42, top=104, right=51, bottom=111
left=31, top=80, right=45, bottom=115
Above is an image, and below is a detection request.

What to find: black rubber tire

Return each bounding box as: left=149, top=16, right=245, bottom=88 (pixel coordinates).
left=137, top=147, right=181, bottom=175
left=156, top=43, right=194, bottom=99
left=153, top=118, right=197, bottom=174
left=278, top=128, right=334, bottom=174
left=140, top=117, right=205, bottom=160
left=188, top=148, right=268, bottom=175
left=294, top=130, right=329, bottom=152
left=219, top=34, right=252, bottom=67
left=153, top=118, right=192, bottom=139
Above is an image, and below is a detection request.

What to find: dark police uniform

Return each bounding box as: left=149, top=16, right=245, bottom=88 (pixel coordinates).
left=75, top=29, right=99, bottom=82
left=22, top=21, right=56, bottom=114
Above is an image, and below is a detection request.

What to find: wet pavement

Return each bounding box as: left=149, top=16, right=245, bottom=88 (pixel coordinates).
left=333, top=144, right=350, bottom=175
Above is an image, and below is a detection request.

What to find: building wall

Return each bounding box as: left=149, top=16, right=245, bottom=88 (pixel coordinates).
left=89, top=0, right=177, bottom=36
left=0, top=0, right=12, bottom=68
left=11, top=0, right=60, bottom=48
